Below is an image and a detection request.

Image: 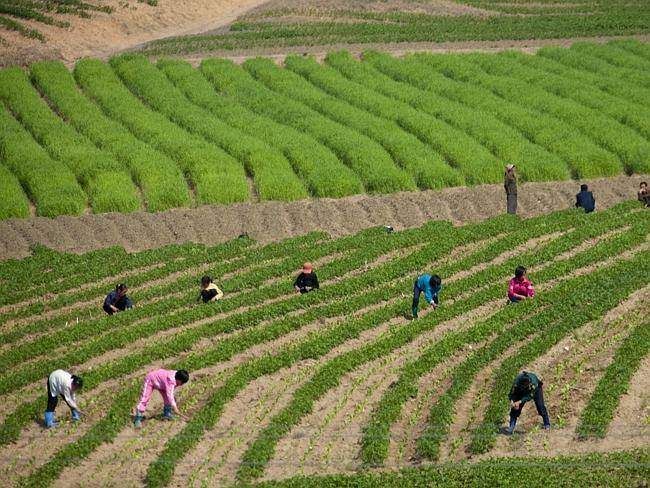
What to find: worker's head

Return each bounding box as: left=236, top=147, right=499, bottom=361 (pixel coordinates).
left=506, top=164, right=515, bottom=172
left=71, top=375, right=83, bottom=391
left=515, top=266, right=526, bottom=280
left=116, top=283, right=128, bottom=297
left=200, top=275, right=212, bottom=289
left=175, top=370, right=189, bottom=386
left=430, top=275, right=442, bottom=288
left=641, top=181, right=648, bottom=189
left=580, top=184, right=588, bottom=192
left=302, top=262, right=313, bottom=274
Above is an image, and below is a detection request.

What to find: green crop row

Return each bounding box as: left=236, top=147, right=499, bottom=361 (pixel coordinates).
left=438, top=52, right=650, bottom=174
left=537, top=45, right=650, bottom=109
left=339, top=51, right=571, bottom=183
left=368, top=51, right=622, bottom=180
left=570, top=42, right=650, bottom=87
left=156, top=59, right=363, bottom=198
left=502, top=50, right=650, bottom=140
left=0, top=104, right=86, bottom=217
left=29, top=61, right=191, bottom=212
left=73, top=58, right=249, bottom=205
left=254, top=449, right=649, bottom=487
left=0, top=67, right=141, bottom=213
left=292, top=51, right=502, bottom=185
left=577, top=317, right=650, bottom=438
left=199, top=58, right=416, bottom=194
left=246, top=55, right=463, bottom=189
left=0, top=163, right=29, bottom=219
left=111, top=55, right=308, bottom=201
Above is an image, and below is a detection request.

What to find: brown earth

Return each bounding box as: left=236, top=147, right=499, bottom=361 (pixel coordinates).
left=1, top=174, right=645, bottom=261
left=0, top=0, right=269, bottom=67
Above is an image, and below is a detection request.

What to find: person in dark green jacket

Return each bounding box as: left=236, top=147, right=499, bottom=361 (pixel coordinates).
left=506, top=371, right=550, bottom=434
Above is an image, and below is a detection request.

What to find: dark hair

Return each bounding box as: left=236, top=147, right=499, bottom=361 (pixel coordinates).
left=71, top=375, right=83, bottom=389
left=515, top=266, right=526, bottom=278
left=580, top=184, right=588, bottom=191
left=116, top=283, right=127, bottom=293
left=429, top=275, right=442, bottom=287
left=520, top=374, right=531, bottom=387
left=175, top=370, right=189, bottom=384
left=200, top=275, right=212, bottom=287
left=641, top=181, right=648, bottom=187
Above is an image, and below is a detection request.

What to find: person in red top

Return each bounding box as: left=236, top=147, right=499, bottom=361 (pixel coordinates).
left=508, top=266, right=535, bottom=303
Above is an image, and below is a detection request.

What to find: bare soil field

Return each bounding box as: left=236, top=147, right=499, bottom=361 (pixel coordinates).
left=1, top=174, right=644, bottom=261
left=0, top=0, right=268, bottom=67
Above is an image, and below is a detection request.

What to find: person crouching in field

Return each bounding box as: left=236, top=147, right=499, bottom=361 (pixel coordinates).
left=134, top=369, right=189, bottom=428
left=508, top=266, right=535, bottom=303
left=44, top=369, right=83, bottom=428
left=103, top=283, right=133, bottom=315
left=506, top=371, right=550, bottom=434
left=575, top=184, right=595, bottom=213
left=197, top=275, right=224, bottom=304
left=294, top=262, right=319, bottom=294
left=412, top=273, right=442, bottom=319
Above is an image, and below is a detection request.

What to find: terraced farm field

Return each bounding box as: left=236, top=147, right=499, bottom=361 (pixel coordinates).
left=1, top=201, right=648, bottom=487
left=2, top=40, right=650, bottom=219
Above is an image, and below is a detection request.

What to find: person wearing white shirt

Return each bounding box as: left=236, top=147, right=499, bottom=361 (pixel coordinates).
left=45, top=369, right=83, bottom=428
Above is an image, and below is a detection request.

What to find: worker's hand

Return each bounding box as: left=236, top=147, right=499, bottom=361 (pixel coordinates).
left=173, top=406, right=181, bottom=415
left=110, top=305, right=119, bottom=312
left=430, top=301, right=437, bottom=308
left=295, top=286, right=301, bottom=294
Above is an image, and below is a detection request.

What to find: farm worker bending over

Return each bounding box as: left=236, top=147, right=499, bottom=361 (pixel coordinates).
left=508, top=266, right=535, bottom=303
left=103, top=283, right=133, bottom=315
left=294, top=262, right=319, bottom=294
left=575, top=184, right=595, bottom=213
left=197, top=275, right=224, bottom=303
left=412, top=274, right=442, bottom=319
left=504, top=164, right=518, bottom=215
left=638, top=181, right=650, bottom=208
left=506, top=371, right=550, bottom=434
left=134, top=369, right=189, bottom=428
left=44, top=369, right=83, bottom=428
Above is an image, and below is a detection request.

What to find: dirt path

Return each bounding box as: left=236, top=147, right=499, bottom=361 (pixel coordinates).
left=1, top=175, right=644, bottom=261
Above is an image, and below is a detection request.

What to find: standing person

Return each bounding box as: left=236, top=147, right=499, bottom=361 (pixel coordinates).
left=44, top=369, right=83, bottom=428
left=103, top=283, right=133, bottom=315
left=638, top=181, right=650, bottom=207
left=504, top=164, right=518, bottom=215
left=575, top=184, right=596, bottom=213
left=134, top=369, right=189, bottom=428
left=197, top=275, right=224, bottom=303
left=506, top=371, right=550, bottom=434
left=508, top=266, right=535, bottom=303
left=294, top=262, right=319, bottom=294
left=412, top=273, right=442, bottom=319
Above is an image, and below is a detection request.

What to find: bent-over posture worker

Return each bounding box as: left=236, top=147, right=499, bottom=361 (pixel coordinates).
left=507, top=371, right=550, bottom=434
left=103, top=283, right=133, bottom=315
left=45, top=369, right=83, bottom=428
left=197, top=275, right=224, bottom=303
left=575, top=184, right=595, bottom=213
left=294, top=262, right=319, bottom=294
left=134, top=369, right=189, bottom=428
left=504, top=164, right=518, bottom=215
left=639, top=181, right=650, bottom=208
left=508, top=266, right=535, bottom=303
left=412, top=274, right=442, bottom=319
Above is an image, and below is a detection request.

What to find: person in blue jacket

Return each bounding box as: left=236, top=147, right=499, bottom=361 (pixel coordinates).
left=575, top=184, right=595, bottom=213
left=411, top=273, right=442, bottom=319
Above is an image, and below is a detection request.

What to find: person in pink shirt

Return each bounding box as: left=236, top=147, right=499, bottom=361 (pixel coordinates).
left=133, top=369, right=189, bottom=428
left=508, top=266, right=535, bottom=303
